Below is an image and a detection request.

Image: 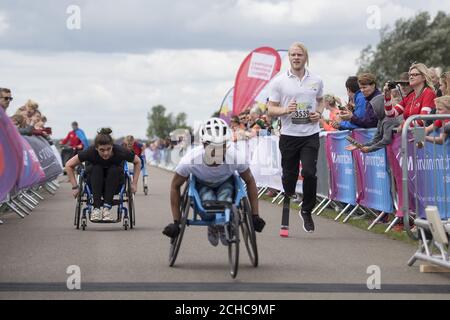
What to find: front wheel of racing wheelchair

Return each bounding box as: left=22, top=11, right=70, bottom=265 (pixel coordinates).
left=239, top=197, right=258, bottom=267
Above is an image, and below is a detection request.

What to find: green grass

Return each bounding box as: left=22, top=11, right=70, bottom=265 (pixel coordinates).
left=260, top=195, right=418, bottom=246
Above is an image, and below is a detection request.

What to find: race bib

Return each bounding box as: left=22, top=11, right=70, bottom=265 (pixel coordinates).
left=292, top=102, right=312, bottom=125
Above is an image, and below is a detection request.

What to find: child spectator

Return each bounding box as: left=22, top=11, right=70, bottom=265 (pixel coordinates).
left=424, top=96, right=450, bottom=144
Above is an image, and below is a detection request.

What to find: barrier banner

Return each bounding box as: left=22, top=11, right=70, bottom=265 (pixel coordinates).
left=352, top=129, right=393, bottom=213
left=317, top=133, right=330, bottom=198
left=411, top=136, right=450, bottom=219
left=248, top=136, right=281, bottom=189
left=326, top=131, right=356, bottom=205
left=24, top=136, right=62, bottom=182
left=17, top=137, right=46, bottom=190
left=386, top=133, right=410, bottom=217
left=0, top=108, right=23, bottom=202
left=50, top=145, right=63, bottom=170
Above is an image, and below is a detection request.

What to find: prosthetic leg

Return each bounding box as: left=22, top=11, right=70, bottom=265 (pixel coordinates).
left=280, top=196, right=291, bottom=237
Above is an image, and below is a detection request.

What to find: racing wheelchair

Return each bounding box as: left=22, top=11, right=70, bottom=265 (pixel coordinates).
left=168, top=173, right=258, bottom=278
left=74, top=161, right=135, bottom=230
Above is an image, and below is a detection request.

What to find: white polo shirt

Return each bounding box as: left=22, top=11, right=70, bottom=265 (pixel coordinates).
left=269, top=68, right=324, bottom=137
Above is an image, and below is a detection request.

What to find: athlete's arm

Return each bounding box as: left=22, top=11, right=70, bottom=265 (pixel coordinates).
left=66, top=155, right=81, bottom=197
left=239, top=168, right=259, bottom=216
left=268, top=100, right=296, bottom=117
left=170, top=173, right=188, bottom=221
left=131, top=155, right=141, bottom=192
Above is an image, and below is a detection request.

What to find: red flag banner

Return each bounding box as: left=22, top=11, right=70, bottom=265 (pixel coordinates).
left=232, top=47, right=281, bottom=116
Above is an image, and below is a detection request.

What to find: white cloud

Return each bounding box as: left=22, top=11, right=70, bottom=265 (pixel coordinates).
left=237, top=0, right=328, bottom=25
left=0, top=12, right=9, bottom=35
left=0, top=49, right=247, bottom=140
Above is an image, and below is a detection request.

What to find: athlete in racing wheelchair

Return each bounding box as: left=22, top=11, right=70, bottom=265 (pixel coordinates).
left=162, top=118, right=266, bottom=243
left=66, top=128, right=141, bottom=223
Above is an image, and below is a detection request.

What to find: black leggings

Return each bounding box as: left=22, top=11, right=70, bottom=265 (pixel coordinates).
left=279, top=133, right=319, bottom=212
left=89, top=164, right=124, bottom=208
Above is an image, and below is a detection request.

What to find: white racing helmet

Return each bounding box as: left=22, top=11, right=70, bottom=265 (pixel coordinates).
left=199, top=117, right=231, bottom=146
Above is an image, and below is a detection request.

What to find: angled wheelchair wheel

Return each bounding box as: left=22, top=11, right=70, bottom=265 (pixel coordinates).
left=143, top=176, right=148, bottom=195
left=126, top=176, right=135, bottom=229
left=228, top=205, right=240, bottom=278
left=239, top=197, right=258, bottom=267
left=169, top=184, right=189, bottom=267
left=74, top=175, right=84, bottom=230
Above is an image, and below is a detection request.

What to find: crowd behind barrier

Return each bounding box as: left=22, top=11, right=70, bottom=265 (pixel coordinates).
left=0, top=106, right=63, bottom=224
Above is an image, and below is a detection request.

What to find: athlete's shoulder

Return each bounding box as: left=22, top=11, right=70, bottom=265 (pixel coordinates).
left=179, top=145, right=203, bottom=164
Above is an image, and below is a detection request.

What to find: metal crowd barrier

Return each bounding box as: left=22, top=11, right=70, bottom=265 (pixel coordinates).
left=401, top=114, right=450, bottom=269
left=0, top=180, right=60, bottom=224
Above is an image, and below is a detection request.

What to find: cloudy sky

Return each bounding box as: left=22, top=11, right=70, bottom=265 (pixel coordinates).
left=1, top=0, right=448, bottom=139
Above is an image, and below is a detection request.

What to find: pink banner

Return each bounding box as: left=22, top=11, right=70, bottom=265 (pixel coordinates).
left=386, top=133, right=417, bottom=217
left=17, top=137, right=46, bottom=190
left=232, top=47, right=281, bottom=116
left=0, top=108, right=23, bottom=201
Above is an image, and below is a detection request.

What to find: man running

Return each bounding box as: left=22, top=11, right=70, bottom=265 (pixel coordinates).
left=268, top=42, right=324, bottom=236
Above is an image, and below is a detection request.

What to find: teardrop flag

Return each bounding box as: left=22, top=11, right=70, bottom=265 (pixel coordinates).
left=232, top=47, right=282, bottom=116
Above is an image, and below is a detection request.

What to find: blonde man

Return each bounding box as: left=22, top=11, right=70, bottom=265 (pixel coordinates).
left=268, top=42, right=324, bottom=235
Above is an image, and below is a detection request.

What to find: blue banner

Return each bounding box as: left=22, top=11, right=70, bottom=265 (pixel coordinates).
left=352, top=129, right=393, bottom=213
left=326, top=131, right=356, bottom=205
left=412, top=135, right=450, bottom=219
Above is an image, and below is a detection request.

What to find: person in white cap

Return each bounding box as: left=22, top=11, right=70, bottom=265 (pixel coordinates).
left=163, top=117, right=265, bottom=246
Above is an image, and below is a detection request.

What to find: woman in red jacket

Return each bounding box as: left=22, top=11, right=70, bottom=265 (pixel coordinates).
left=384, top=63, right=436, bottom=128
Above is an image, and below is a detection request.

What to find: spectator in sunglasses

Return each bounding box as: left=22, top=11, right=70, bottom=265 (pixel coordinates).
left=0, top=88, right=13, bottom=111
left=384, top=63, right=436, bottom=128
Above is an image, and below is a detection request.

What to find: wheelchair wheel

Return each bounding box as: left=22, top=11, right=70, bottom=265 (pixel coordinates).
left=239, top=197, right=258, bottom=267
left=228, top=205, right=240, bottom=278
left=126, top=177, right=135, bottom=229
left=169, top=184, right=189, bottom=267
left=143, top=176, right=148, bottom=195
left=74, top=175, right=84, bottom=230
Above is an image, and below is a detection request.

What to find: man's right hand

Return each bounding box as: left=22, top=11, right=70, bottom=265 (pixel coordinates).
left=72, top=188, right=79, bottom=198
left=286, top=101, right=297, bottom=114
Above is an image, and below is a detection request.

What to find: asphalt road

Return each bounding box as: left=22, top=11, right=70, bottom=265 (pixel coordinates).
left=0, top=167, right=449, bottom=299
